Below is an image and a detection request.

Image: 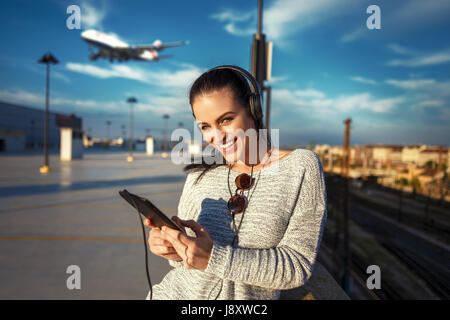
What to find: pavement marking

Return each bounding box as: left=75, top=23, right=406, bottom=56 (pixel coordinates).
left=0, top=235, right=143, bottom=243
left=9, top=204, right=177, bottom=213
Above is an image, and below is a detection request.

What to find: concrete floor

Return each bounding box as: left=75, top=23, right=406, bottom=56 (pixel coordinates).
left=0, top=151, right=187, bottom=299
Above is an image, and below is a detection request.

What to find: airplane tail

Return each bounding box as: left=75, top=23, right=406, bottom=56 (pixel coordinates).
left=153, top=39, right=162, bottom=47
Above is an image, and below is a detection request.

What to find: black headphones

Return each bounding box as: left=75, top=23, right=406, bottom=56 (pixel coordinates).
left=206, top=65, right=264, bottom=123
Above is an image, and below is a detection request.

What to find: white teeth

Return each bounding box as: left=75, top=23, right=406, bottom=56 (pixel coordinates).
left=220, top=138, right=235, bottom=149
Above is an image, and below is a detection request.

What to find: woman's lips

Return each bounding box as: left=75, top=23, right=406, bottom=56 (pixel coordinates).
left=219, top=137, right=237, bottom=153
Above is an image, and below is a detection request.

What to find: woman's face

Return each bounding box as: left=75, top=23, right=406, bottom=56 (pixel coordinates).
left=192, top=86, right=256, bottom=164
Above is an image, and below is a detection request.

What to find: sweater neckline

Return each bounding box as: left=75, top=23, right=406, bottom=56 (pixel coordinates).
left=220, top=149, right=299, bottom=175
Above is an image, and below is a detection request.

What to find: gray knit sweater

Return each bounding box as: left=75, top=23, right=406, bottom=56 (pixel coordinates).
left=147, top=148, right=327, bottom=300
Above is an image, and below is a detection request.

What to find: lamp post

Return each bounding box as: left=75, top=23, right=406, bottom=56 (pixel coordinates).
left=251, top=0, right=272, bottom=131
left=106, top=120, right=111, bottom=147
left=162, top=114, right=170, bottom=158
left=38, top=52, right=58, bottom=174
left=127, top=97, right=137, bottom=162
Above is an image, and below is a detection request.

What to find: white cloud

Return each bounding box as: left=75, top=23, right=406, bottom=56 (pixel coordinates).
left=340, top=27, right=366, bottom=43
left=0, top=88, right=43, bottom=106
left=212, top=0, right=356, bottom=46
left=0, top=88, right=122, bottom=111
left=349, top=76, right=377, bottom=85
left=210, top=9, right=255, bottom=36
left=2, top=62, right=204, bottom=119
left=387, top=51, right=450, bottom=67
left=65, top=62, right=203, bottom=88
left=334, top=93, right=404, bottom=113
left=265, top=75, right=288, bottom=85
left=413, top=100, right=445, bottom=108
left=0, top=88, right=190, bottom=117
left=273, top=87, right=403, bottom=115
left=384, top=77, right=450, bottom=119
left=387, top=44, right=417, bottom=56
left=385, top=79, right=436, bottom=90
left=136, top=95, right=187, bottom=115
left=80, top=1, right=107, bottom=29
left=52, top=71, right=71, bottom=83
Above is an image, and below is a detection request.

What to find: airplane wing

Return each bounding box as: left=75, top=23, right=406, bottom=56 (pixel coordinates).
left=134, top=40, right=189, bottom=52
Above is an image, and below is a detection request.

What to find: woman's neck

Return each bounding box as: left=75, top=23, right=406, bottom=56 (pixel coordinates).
left=227, top=147, right=273, bottom=174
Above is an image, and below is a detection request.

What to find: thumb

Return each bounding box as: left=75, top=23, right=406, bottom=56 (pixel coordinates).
left=179, top=219, right=207, bottom=237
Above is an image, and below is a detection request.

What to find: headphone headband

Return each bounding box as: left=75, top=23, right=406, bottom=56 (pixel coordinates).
left=207, top=65, right=264, bottom=122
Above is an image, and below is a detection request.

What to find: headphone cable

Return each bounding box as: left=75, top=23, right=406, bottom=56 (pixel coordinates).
left=130, top=197, right=153, bottom=300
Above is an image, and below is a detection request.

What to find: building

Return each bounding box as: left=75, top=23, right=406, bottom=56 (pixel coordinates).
left=417, top=146, right=449, bottom=167
left=368, top=144, right=403, bottom=166
left=0, top=101, right=82, bottom=153
left=401, top=144, right=427, bottom=164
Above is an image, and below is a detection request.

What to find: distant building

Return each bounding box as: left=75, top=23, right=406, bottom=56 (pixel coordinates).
left=311, top=143, right=449, bottom=170
left=417, top=146, right=448, bottom=167
left=401, top=144, right=427, bottom=164
left=0, top=101, right=82, bottom=153
left=368, top=144, right=403, bottom=166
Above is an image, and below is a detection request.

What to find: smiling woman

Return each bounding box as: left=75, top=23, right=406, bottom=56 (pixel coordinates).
left=143, top=66, right=330, bottom=300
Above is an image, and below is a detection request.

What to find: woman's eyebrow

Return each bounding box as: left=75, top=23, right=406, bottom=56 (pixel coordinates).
left=196, top=111, right=236, bottom=126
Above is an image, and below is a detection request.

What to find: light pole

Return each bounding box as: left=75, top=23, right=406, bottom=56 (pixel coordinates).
left=121, top=124, right=126, bottom=149
left=162, top=114, right=170, bottom=158
left=106, top=120, right=111, bottom=147
left=127, top=97, right=137, bottom=162
left=251, top=0, right=272, bottom=131
left=38, top=52, right=58, bottom=174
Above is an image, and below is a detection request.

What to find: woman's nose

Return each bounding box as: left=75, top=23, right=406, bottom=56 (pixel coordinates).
left=208, top=128, right=229, bottom=145
left=210, top=128, right=223, bottom=145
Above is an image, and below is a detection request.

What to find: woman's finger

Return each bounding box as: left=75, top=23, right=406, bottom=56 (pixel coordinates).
left=178, top=219, right=208, bottom=237
left=143, top=218, right=158, bottom=228
left=150, top=237, right=173, bottom=247
left=151, top=245, right=178, bottom=255
left=161, top=227, right=192, bottom=260
left=161, top=253, right=183, bottom=262
left=171, top=216, right=186, bottom=234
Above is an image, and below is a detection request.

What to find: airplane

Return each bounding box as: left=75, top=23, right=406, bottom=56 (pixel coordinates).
left=81, top=29, right=189, bottom=62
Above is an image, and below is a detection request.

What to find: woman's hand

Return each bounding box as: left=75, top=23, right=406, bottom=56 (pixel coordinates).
left=143, top=218, right=183, bottom=262
left=160, top=217, right=213, bottom=270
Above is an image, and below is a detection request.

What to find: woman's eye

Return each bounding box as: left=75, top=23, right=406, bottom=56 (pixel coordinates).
left=222, top=117, right=233, bottom=124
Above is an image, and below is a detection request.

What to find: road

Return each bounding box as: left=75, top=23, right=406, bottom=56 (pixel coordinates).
left=0, top=151, right=187, bottom=299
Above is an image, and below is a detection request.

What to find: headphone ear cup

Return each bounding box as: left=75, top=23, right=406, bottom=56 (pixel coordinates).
left=252, top=93, right=263, bottom=121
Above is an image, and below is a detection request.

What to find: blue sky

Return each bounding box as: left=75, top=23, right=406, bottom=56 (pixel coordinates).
left=0, top=0, right=449, bottom=147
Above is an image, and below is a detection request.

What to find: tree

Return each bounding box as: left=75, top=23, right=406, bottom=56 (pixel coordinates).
left=411, top=176, right=421, bottom=197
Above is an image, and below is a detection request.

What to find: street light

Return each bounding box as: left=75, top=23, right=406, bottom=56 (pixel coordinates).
left=106, top=120, right=111, bottom=147
left=38, top=52, right=58, bottom=174
left=127, top=97, right=137, bottom=162
left=162, top=114, right=170, bottom=158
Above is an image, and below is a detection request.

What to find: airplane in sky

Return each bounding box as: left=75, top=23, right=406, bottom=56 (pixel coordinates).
left=81, top=29, right=189, bottom=62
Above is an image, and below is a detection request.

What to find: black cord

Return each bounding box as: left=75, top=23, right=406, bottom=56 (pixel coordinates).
left=129, top=197, right=153, bottom=300
left=228, top=164, right=257, bottom=247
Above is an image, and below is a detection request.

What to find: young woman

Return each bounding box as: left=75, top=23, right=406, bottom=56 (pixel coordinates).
left=144, top=66, right=327, bottom=300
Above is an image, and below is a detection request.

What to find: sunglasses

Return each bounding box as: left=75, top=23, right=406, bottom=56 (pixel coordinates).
left=227, top=172, right=255, bottom=215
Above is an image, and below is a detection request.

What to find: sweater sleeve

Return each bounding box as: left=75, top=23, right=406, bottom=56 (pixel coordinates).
left=204, top=151, right=327, bottom=289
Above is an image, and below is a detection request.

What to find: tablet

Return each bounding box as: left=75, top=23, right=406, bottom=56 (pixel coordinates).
left=119, top=189, right=184, bottom=232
